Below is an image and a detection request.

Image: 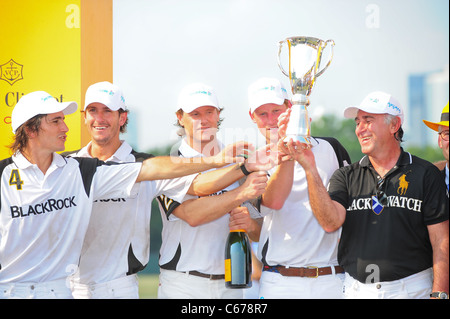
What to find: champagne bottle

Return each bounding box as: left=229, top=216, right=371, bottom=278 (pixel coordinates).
left=224, top=229, right=252, bottom=289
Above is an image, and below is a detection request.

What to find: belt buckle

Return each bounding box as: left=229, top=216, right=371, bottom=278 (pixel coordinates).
left=307, top=266, right=319, bottom=278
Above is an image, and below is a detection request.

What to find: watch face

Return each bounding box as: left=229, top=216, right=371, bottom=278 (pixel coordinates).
left=441, top=292, right=449, bottom=299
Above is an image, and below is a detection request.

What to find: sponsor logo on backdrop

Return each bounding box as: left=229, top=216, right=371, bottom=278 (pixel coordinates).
left=0, top=59, right=24, bottom=86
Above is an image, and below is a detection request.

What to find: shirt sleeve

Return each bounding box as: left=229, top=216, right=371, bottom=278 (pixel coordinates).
left=154, top=174, right=197, bottom=203
left=156, top=194, right=180, bottom=220
left=91, top=162, right=142, bottom=200
left=327, top=167, right=350, bottom=209
left=316, top=137, right=352, bottom=168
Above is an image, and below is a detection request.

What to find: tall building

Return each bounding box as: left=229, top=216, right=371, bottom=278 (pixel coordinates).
left=407, top=65, right=449, bottom=148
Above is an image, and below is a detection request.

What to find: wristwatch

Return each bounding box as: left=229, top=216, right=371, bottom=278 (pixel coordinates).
left=430, top=292, right=449, bottom=299
left=239, top=162, right=252, bottom=176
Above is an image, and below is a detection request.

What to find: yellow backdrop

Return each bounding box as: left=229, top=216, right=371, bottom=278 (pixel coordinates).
left=0, top=0, right=112, bottom=159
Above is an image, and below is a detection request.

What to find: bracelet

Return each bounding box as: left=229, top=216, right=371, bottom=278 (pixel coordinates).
left=239, top=162, right=252, bottom=176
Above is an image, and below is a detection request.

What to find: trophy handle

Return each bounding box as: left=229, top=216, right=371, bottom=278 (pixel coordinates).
left=316, top=39, right=335, bottom=78
left=277, top=40, right=289, bottom=77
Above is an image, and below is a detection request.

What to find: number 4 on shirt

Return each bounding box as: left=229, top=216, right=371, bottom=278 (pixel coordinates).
left=9, top=169, right=24, bottom=190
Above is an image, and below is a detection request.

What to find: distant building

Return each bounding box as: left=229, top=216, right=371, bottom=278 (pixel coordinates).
left=407, top=65, right=449, bottom=148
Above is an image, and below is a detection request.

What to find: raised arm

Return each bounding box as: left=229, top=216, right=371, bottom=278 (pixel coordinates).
left=188, top=143, right=279, bottom=196
left=260, top=110, right=296, bottom=209
left=261, top=159, right=295, bottom=210
left=276, top=109, right=345, bottom=231
left=135, top=141, right=251, bottom=182
left=283, top=139, right=346, bottom=232
left=172, top=171, right=268, bottom=227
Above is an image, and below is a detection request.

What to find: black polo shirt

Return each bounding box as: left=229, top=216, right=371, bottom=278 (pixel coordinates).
left=328, top=148, right=449, bottom=283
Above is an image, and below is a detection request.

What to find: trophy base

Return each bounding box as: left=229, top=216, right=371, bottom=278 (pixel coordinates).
left=284, top=135, right=312, bottom=145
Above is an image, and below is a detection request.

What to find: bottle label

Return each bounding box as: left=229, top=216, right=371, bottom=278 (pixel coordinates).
left=224, top=258, right=231, bottom=282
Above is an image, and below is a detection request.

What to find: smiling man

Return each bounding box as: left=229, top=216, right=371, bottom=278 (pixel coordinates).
left=66, top=81, right=187, bottom=299
left=0, top=89, right=257, bottom=299
left=156, top=83, right=272, bottom=299
left=246, top=78, right=351, bottom=299
left=64, top=82, right=270, bottom=299
left=280, top=91, right=449, bottom=299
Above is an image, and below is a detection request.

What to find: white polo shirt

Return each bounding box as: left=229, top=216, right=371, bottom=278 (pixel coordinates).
left=258, top=137, right=348, bottom=268
left=68, top=141, right=196, bottom=285
left=157, top=139, right=239, bottom=275
left=0, top=152, right=141, bottom=284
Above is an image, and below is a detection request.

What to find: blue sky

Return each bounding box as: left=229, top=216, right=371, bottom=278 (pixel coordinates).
left=113, top=0, right=449, bottom=150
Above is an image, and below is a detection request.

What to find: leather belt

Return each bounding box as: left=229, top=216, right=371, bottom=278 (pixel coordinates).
left=186, top=271, right=225, bottom=280
left=263, top=265, right=344, bottom=278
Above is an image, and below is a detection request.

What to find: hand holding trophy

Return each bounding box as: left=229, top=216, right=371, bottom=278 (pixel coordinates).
left=277, top=36, right=335, bottom=145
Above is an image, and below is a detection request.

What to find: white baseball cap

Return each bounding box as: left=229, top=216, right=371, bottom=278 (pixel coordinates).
left=344, top=91, right=404, bottom=124
left=84, top=81, right=127, bottom=111
left=11, top=91, right=78, bottom=134
left=248, top=77, right=289, bottom=114
left=176, top=83, right=220, bottom=113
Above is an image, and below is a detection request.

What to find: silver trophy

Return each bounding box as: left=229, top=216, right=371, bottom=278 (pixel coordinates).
left=277, top=36, right=335, bottom=144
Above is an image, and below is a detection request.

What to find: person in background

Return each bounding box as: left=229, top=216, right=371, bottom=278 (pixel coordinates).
left=423, top=102, right=449, bottom=193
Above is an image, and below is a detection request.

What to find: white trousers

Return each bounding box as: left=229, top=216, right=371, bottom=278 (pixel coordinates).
left=258, top=268, right=345, bottom=299
left=158, top=269, right=243, bottom=299
left=0, top=279, right=72, bottom=299
left=71, top=274, right=139, bottom=299
left=343, top=268, right=433, bottom=299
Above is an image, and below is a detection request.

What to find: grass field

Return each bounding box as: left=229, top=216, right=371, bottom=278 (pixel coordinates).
left=137, top=274, right=160, bottom=299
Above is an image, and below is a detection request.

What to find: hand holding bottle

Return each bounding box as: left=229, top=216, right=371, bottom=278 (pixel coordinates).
left=228, top=206, right=254, bottom=233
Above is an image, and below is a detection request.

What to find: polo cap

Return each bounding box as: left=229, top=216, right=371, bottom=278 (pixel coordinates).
left=344, top=91, right=404, bottom=125
left=423, top=102, right=449, bottom=132
left=11, top=91, right=78, bottom=133
left=84, top=81, right=127, bottom=111
left=248, top=77, right=289, bottom=114
left=176, top=83, right=220, bottom=113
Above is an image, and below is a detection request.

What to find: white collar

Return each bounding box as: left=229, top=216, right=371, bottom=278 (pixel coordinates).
left=13, top=151, right=67, bottom=170
left=178, top=138, right=224, bottom=158
left=79, top=140, right=132, bottom=162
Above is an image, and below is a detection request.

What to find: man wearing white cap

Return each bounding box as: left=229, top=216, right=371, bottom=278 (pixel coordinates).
left=245, top=77, right=351, bottom=299
left=156, top=83, right=274, bottom=299
left=281, top=91, right=449, bottom=298
left=423, top=102, right=449, bottom=193
left=0, top=90, right=255, bottom=299
left=64, top=81, right=194, bottom=298
left=64, top=81, right=273, bottom=298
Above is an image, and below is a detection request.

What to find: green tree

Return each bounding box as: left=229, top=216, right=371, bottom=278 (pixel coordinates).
left=403, top=145, right=444, bottom=164
left=312, top=114, right=363, bottom=163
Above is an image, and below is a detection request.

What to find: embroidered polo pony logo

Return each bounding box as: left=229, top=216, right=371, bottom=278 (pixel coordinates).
left=397, top=174, right=409, bottom=195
